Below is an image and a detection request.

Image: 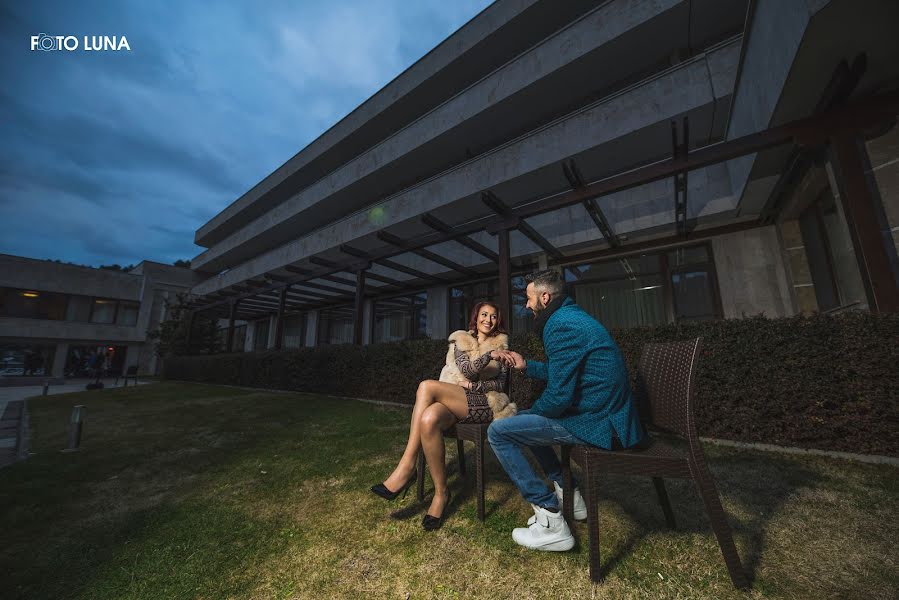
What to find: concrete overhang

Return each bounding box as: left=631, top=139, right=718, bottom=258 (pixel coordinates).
left=194, top=0, right=612, bottom=249
left=0, top=254, right=143, bottom=300
left=0, top=317, right=147, bottom=343
left=191, top=38, right=740, bottom=297
left=726, top=0, right=899, bottom=216
left=192, top=0, right=747, bottom=274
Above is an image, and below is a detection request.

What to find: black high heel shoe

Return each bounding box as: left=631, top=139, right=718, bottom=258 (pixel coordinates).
left=422, top=492, right=451, bottom=531
left=370, top=470, right=417, bottom=500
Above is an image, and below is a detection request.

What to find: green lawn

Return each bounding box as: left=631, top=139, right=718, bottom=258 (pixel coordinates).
left=1, top=382, right=896, bottom=599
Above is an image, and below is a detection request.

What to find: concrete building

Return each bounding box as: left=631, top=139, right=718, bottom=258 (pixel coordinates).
left=0, top=255, right=204, bottom=382
left=186, top=0, right=899, bottom=349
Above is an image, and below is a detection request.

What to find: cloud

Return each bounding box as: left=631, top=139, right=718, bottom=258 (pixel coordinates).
left=0, top=0, right=493, bottom=268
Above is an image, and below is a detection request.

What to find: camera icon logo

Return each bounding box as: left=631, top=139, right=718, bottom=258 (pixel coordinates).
left=36, top=33, right=57, bottom=51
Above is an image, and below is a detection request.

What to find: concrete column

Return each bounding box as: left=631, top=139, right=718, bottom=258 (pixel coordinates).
left=712, top=226, right=794, bottom=319
left=426, top=285, right=448, bottom=340
left=51, top=342, right=68, bottom=377
left=537, top=253, right=548, bottom=270
left=305, top=310, right=319, bottom=347
left=244, top=321, right=255, bottom=352
left=267, top=315, right=278, bottom=349
left=226, top=300, right=237, bottom=352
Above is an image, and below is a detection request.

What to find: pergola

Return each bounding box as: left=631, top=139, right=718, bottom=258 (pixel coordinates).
left=184, top=89, right=899, bottom=352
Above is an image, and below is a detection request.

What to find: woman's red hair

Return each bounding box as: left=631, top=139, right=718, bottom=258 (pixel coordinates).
left=468, top=301, right=507, bottom=336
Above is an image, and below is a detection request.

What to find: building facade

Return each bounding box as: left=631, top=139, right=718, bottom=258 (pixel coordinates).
left=0, top=255, right=203, bottom=381
left=185, top=0, right=899, bottom=350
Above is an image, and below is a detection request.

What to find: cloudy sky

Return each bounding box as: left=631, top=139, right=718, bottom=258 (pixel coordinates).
left=0, top=0, right=492, bottom=268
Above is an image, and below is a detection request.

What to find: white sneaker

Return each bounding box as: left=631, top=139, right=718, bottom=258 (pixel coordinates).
left=512, top=504, right=575, bottom=551
left=553, top=481, right=588, bottom=521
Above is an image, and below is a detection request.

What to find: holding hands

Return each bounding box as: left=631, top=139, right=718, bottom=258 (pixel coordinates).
left=490, top=350, right=526, bottom=370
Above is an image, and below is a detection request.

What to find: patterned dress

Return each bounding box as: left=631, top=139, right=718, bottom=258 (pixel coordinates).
left=454, top=347, right=510, bottom=424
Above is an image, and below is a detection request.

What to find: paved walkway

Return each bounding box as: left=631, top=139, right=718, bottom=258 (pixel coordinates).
left=0, top=379, right=155, bottom=467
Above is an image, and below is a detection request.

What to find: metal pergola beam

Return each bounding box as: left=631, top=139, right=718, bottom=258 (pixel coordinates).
left=482, top=191, right=564, bottom=260
left=283, top=264, right=362, bottom=291
left=564, top=159, right=620, bottom=247
left=339, top=245, right=411, bottom=288
left=283, top=286, right=351, bottom=301
left=340, top=243, right=448, bottom=284
left=421, top=213, right=499, bottom=262
left=309, top=255, right=368, bottom=272
left=377, top=231, right=480, bottom=277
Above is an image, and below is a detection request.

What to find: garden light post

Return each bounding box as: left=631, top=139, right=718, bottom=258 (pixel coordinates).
left=64, top=405, right=86, bottom=452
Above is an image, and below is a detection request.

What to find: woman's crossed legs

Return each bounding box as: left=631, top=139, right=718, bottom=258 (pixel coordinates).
left=382, top=379, right=469, bottom=518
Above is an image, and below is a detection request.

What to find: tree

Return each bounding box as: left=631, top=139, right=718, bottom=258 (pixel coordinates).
left=99, top=263, right=137, bottom=272
left=173, top=259, right=191, bottom=268
left=146, top=293, right=220, bottom=358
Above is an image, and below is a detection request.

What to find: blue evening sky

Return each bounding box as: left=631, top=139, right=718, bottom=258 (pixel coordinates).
left=0, top=0, right=492, bottom=268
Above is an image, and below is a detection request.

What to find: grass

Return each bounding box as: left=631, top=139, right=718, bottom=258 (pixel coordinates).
left=1, top=382, right=897, bottom=599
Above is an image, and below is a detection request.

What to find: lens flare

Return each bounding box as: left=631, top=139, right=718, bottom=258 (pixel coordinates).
left=368, top=206, right=386, bottom=226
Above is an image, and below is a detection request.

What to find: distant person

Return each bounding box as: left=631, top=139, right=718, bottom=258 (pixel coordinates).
left=87, top=350, right=99, bottom=379
left=489, top=270, right=646, bottom=551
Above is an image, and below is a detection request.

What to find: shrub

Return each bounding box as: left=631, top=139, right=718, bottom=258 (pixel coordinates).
left=164, top=312, right=899, bottom=456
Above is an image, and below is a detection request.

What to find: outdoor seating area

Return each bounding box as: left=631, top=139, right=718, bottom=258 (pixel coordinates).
left=1, top=381, right=895, bottom=599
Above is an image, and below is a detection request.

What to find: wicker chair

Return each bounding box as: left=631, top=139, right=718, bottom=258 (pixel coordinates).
left=560, top=338, right=748, bottom=589
left=416, top=373, right=512, bottom=521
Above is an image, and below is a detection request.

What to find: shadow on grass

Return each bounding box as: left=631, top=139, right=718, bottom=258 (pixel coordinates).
left=413, top=446, right=519, bottom=522
left=569, top=444, right=821, bottom=588
left=10, top=499, right=295, bottom=600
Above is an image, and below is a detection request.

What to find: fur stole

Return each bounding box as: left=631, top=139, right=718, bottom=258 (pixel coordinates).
left=438, top=330, right=517, bottom=419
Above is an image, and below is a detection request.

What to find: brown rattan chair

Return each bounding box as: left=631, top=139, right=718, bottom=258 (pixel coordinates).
left=560, top=338, right=748, bottom=589
left=416, top=373, right=512, bottom=521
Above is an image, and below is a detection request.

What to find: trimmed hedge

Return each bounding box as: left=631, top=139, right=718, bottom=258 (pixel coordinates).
left=164, top=312, right=899, bottom=457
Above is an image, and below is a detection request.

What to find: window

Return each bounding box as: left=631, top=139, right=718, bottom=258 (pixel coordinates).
left=373, top=293, right=427, bottom=343
left=564, top=244, right=720, bottom=329
left=65, top=295, right=92, bottom=321
left=568, top=255, right=667, bottom=329
left=90, top=299, right=117, bottom=324
left=668, top=246, right=720, bottom=322
left=319, top=307, right=354, bottom=345
left=253, top=318, right=271, bottom=351
left=116, top=302, right=140, bottom=326
left=233, top=325, right=247, bottom=352
left=0, top=344, right=55, bottom=377
left=0, top=287, right=68, bottom=320
left=281, top=314, right=306, bottom=349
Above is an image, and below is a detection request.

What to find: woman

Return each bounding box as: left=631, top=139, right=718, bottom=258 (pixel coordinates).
left=370, top=301, right=510, bottom=530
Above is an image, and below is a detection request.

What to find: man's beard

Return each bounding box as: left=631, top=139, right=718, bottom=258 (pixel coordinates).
left=530, top=298, right=546, bottom=317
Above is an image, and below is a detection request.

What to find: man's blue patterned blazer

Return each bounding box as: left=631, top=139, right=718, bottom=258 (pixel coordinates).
left=525, top=297, right=645, bottom=449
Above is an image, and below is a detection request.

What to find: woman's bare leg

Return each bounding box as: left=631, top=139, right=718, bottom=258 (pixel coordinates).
left=382, top=380, right=467, bottom=491
left=419, top=384, right=470, bottom=517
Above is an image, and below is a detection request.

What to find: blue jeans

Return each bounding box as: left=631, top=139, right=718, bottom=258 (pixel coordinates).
left=487, top=413, right=586, bottom=510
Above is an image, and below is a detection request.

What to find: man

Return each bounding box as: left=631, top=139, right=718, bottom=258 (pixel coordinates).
left=489, top=269, right=645, bottom=551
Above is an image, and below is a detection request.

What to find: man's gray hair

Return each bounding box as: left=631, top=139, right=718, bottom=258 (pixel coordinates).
left=525, top=269, right=565, bottom=296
